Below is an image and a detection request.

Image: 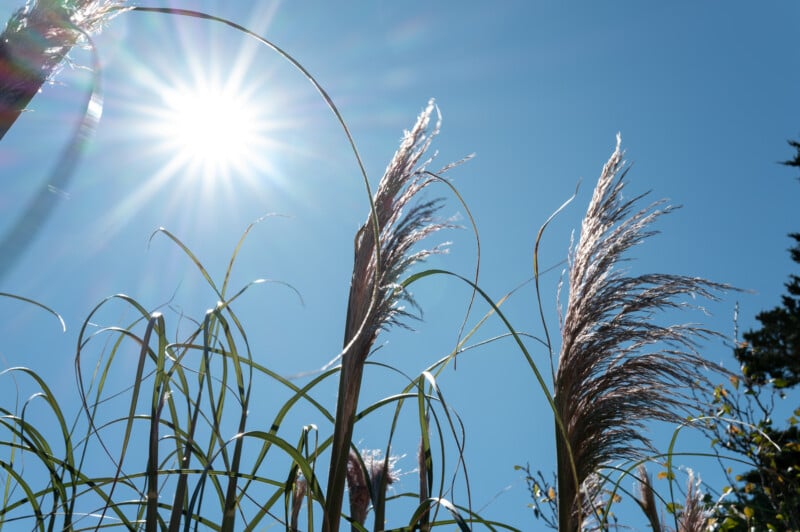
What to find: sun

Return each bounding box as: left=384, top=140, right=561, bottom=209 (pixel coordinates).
left=123, top=28, right=288, bottom=191
left=156, top=81, right=265, bottom=183
left=163, top=88, right=251, bottom=165
left=95, top=5, right=326, bottom=242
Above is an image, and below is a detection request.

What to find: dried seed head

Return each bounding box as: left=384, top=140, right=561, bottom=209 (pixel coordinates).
left=343, top=99, right=459, bottom=361
left=364, top=449, right=399, bottom=497
left=1, top=0, right=127, bottom=137
left=678, top=470, right=708, bottom=532
left=554, top=135, right=730, bottom=529
left=4, top=0, right=125, bottom=67
left=290, top=476, right=307, bottom=532
left=637, top=465, right=662, bottom=532
left=345, top=449, right=401, bottom=526
left=346, top=450, right=370, bottom=526
left=325, top=101, right=464, bottom=532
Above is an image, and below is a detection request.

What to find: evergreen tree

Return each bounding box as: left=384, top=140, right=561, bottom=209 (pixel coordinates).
left=706, top=139, right=800, bottom=531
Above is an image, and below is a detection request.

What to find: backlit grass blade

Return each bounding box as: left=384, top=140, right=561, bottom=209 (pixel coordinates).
left=0, top=292, right=65, bottom=332
left=94, top=313, right=163, bottom=528
left=534, top=183, right=578, bottom=381
left=149, top=228, right=223, bottom=301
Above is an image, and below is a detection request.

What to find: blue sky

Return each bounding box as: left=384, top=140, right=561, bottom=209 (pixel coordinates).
left=1, top=1, right=799, bottom=529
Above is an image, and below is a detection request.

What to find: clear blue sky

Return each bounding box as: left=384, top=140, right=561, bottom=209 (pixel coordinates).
left=1, top=1, right=799, bottom=529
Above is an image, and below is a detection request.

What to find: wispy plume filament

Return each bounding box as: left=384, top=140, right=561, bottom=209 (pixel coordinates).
left=553, top=135, right=729, bottom=531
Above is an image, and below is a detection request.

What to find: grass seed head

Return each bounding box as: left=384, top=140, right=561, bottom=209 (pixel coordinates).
left=554, top=135, right=730, bottom=530
left=346, top=450, right=371, bottom=526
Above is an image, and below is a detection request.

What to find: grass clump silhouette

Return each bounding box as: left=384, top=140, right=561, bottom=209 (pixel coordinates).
left=1, top=2, right=738, bottom=531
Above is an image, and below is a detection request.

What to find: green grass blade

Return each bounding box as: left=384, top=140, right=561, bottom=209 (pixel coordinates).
left=0, top=292, right=65, bottom=332
left=402, top=268, right=582, bottom=515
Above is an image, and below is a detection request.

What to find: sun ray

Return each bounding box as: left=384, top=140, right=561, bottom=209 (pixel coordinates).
left=89, top=6, right=322, bottom=243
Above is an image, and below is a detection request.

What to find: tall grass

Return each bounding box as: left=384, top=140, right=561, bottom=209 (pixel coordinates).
left=2, top=223, right=332, bottom=530
left=1, top=2, right=738, bottom=530
left=3, top=2, right=480, bottom=529
left=550, top=136, right=729, bottom=531
left=0, top=218, right=487, bottom=530
left=323, top=100, right=457, bottom=532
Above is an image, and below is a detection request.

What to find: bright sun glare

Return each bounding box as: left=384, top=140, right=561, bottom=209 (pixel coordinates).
left=96, top=8, right=305, bottom=241
left=109, top=65, right=287, bottom=236
left=159, top=84, right=262, bottom=181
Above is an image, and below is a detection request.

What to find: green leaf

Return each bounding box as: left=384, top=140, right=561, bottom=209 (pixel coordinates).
left=657, top=470, right=675, bottom=481
left=665, top=502, right=683, bottom=515
left=772, top=377, right=790, bottom=388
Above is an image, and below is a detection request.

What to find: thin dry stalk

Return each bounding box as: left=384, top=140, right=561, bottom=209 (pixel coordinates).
left=637, top=465, right=662, bottom=532
left=323, top=100, right=456, bottom=532
left=554, top=136, right=728, bottom=531
left=417, top=437, right=430, bottom=532
left=0, top=0, right=123, bottom=139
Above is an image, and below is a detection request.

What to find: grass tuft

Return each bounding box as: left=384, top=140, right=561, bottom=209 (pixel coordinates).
left=1, top=3, right=743, bottom=529
left=552, top=135, right=731, bottom=531
left=324, top=99, right=460, bottom=532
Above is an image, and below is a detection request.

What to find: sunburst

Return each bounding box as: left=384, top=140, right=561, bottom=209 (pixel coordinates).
left=158, top=82, right=260, bottom=182
left=131, top=57, right=278, bottom=188
left=94, top=6, right=309, bottom=240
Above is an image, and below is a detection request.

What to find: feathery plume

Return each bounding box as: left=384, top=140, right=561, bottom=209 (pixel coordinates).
left=324, top=100, right=457, bottom=532
left=342, top=99, right=453, bottom=349
left=345, top=449, right=400, bottom=530
left=554, top=135, right=728, bottom=531
left=677, top=471, right=707, bottom=532
left=1, top=0, right=125, bottom=138
left=346, top=450, right=370, bottom=528
left=365, top=448, right=399, bottom=530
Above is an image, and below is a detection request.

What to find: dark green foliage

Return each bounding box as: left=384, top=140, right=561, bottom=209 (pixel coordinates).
left=736, top=233, right=800, bottom=388
left=707, top=394, right=800, bottom=531
left=782, top=139, right=800, bottom=177
left=706, top=139, right=800, bottom=531
left=731, top=424, right=800, bottom=530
